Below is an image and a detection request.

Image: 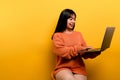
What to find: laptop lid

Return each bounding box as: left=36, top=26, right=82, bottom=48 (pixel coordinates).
left=100, top=27, right=115, bottom=51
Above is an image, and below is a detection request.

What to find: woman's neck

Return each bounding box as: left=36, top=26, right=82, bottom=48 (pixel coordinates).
left=63, top=29, right=73, bottom=34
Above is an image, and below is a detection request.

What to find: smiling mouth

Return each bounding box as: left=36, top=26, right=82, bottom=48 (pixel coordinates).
left=70, top=23, right=74, bottom=27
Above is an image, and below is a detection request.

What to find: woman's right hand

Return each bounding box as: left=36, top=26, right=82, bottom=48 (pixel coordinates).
left=78, top=46, right=93, bottom=55
left=80, top=46, right=101, bottom=59
left=82, top=46, right=94, bottom=50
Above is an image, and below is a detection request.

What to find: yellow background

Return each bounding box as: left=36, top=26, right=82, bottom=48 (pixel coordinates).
left=0, top=0, right=120, bottom=80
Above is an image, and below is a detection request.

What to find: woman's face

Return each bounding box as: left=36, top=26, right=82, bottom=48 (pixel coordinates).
left=66, top=14, right=76, bottom=31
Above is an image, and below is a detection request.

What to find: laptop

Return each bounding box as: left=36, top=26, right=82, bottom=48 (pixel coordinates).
left=83, top=27, right=115, bottom=53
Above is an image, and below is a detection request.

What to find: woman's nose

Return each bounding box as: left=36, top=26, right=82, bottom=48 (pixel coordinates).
left=72, top=20, right=75, bottom=23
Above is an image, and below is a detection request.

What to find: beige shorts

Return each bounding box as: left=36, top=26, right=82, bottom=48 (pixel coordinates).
left=55, top=69, right=87, bottom=80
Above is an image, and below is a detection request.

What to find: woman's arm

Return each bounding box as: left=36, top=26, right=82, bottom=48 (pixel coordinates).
left=52, top=33, right=84, bottom=59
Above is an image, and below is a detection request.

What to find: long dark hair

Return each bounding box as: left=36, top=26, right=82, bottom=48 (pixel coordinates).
left=52, top=9, right=76, bottom=39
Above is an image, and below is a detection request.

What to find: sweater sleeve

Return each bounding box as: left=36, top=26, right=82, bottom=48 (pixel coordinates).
left=79, top=32, right=87, bottom=47
left=52, top=33, right=84, bottom=59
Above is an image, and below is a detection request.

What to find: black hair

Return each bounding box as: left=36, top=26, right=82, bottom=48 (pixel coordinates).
left=52, top=9, right=76, bottom=39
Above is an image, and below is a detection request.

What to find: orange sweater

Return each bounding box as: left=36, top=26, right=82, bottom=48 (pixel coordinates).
left=52, top=31, right=87, bottom=78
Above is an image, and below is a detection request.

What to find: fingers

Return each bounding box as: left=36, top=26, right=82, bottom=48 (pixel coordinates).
left=78, top=50, right=85, bottom=55
left=83, top=46, right=94, bottom=50
left=70, top=52, right=79, bottom=58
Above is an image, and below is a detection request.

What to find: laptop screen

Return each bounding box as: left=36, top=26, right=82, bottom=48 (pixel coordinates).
left=101, top=27, right=115, bottom=51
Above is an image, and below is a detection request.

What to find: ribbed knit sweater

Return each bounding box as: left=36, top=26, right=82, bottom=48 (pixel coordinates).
left=52, top=31, right=87, bottom=78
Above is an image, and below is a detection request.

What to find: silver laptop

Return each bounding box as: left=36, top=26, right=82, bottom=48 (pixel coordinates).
left=84, top=27, right=115, bottom=53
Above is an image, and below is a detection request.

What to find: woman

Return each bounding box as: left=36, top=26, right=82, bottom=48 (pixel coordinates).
left=52, top=9, right=101, bottom=80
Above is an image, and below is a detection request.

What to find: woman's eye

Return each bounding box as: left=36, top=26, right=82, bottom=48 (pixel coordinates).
left=68, top=18, right=76, bottom=21
left=69, top=18, right=73, bottom=20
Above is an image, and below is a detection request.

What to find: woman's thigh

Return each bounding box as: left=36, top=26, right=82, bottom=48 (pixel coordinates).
left=74, top=74, right=87, bottom=80
left=55, top=69, right=75, bottom=80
